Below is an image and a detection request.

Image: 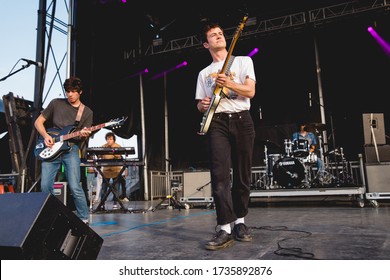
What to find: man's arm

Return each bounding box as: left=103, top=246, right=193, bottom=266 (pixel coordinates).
left=34, top=114, right=54, bottom=148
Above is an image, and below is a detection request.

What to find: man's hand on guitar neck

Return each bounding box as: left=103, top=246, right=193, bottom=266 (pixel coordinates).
left=197, top=97, right=211, bottom=113
left=80, top=127, right=92, bottom=138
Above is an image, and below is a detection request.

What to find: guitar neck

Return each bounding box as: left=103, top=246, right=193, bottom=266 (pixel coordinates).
left=213, top=15, right=248, bottom=95
left=61, top=123, right=107, bottom=141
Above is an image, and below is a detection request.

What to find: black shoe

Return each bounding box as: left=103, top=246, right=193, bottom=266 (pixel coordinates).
left=232, top=223, right=252, bottom=242
left=205, top=230, right=234, bottom=250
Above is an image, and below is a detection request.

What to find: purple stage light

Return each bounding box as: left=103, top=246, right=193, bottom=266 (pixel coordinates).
left=248, top=48, right=259, bottom=57
left=367, top=26, right=390, bottom=57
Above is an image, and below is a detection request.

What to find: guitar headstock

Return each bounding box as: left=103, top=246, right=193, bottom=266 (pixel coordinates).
left=106, top=116, right=128, bottom=130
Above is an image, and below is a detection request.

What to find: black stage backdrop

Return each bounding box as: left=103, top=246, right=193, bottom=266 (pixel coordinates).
left=73, top=0, right=390, bottom=170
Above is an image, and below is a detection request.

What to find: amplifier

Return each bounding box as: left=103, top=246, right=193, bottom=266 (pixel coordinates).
left=364, top=145, right=390, bottom=163
left=365, top=163, right=390, bottom=193
left=182, top=170, right=212, bottom=198
left=180, top=197, right=214, bottom=203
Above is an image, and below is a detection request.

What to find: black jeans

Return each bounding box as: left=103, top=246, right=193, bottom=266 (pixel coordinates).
left=207, top=110, right=255, bottom=225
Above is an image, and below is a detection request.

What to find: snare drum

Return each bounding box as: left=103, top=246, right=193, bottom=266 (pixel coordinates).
left=292, top=139, right=310, bottom=157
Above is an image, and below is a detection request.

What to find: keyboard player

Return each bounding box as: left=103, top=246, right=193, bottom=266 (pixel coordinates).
left=97, top=132, right=127, bottom=210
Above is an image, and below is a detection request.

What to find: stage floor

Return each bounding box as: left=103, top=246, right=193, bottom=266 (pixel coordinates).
left=88, top=196, right=390, bottom=260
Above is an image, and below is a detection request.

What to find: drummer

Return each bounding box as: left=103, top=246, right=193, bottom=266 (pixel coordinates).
left=291, top=121, right=323, bottom=172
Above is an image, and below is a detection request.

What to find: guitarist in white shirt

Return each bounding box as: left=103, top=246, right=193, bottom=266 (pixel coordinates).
left=34, top=76, right=92, bottom=225
left=195, top=21, right=256, bottom=250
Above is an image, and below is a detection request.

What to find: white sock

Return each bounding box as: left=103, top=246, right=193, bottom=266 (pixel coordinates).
left=235, top=217, right=245, bottom=225
left=220, top=223, right=231, bottom=234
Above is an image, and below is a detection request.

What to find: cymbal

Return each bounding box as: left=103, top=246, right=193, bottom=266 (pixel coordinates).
left=255, top=139, right=281, bottom=149
left=307, top=122, right=327, bottom=131
left=324, top=149, right=341, bottom=156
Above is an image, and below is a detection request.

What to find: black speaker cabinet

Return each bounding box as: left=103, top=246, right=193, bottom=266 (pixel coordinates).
left=0, top=192, right=103, bottom=260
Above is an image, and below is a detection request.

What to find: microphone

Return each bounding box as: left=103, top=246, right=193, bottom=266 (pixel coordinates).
left=258, top=106, right=262, bottom=120
left=309, top=92, right=312, bottom=107
left=21, top=58, right=42, bottom=68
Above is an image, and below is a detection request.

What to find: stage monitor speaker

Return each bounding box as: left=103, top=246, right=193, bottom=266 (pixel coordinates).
left=0, top=192, right=103, bottom=260
left=362, top=113, right=386, bottom=145
left=183, top=170, right=212, bottom=198
left=365, top=163, right=390, bottom=193
left=364, top=145, right=390, bottom=163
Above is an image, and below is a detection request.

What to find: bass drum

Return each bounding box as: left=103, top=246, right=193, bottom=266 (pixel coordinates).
left=272, top=157, right=305, bottom=188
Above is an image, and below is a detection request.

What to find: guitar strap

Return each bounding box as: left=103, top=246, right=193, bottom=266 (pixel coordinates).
left=74, top=103, right=86, bottom=158
left=74, top=103, right=85, bottom=127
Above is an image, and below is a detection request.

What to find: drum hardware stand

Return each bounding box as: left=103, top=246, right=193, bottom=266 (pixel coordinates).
left=284, top=139, right=292, bottom=157
left=301, top=162, right=313, bottom=188
left=151, top=181, right=186, bottom=211
left=263, top=145, right=274, bottom=188
left=332, top=147, right=354, bottom=186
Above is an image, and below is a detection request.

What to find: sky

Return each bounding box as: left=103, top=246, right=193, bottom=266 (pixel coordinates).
left=0, top=0, right=66, bottom=103
left=0, top=0, right=138, bottom=155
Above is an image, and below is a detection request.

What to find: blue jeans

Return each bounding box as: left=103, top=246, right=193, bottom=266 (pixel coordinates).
left=41, top=145, right=89, bottom=221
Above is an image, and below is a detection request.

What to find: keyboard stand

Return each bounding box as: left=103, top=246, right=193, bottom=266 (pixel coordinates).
left=93, top=162, right=128, bottom=213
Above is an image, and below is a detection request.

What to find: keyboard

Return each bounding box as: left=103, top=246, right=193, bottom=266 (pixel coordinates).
left=86, top=147, right=135, bottom=155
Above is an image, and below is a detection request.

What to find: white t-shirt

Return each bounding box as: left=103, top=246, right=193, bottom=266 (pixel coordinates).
left=195, top=56, right=256, bottom=113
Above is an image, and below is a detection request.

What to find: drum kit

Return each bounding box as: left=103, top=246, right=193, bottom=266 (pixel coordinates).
left=260, top=122, right=344, bottom=189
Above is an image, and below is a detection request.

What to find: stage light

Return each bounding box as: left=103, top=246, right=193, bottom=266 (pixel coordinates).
left=367, top=26, right=390, bottom=57
left=248, top=48, right=259, bottom=57
left=151, top=61, right=188, bottom=80
left=153, top=37, right=163, bottom=46
left=126, top=68, right=149, bottom=79
left=246, top=17, right=257, bottom=27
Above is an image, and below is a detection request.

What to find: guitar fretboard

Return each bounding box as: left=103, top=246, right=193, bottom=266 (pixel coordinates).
left=61, top=123, right=107, bottom=141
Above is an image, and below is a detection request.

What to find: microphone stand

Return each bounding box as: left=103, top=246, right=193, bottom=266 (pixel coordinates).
left=0, top=63, right=31, bottom=82
left=312, top=95, right=337, bottom=161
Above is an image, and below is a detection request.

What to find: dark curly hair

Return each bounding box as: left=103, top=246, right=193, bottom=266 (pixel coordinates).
left=63, top=76, right=83, bottom=93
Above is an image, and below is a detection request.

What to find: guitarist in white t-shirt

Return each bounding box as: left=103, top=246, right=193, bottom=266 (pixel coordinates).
left=195, top=21, right=256, bottom=250
left=34, top=76, right=92, bottom=225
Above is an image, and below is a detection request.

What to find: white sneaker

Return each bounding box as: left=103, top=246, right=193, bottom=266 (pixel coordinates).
left=112, top=203, right=119, bottom=209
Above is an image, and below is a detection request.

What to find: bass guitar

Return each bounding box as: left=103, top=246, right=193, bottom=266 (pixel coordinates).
left=198, top=14, right=248, bottom=135
left=35, top=116, right=127, bottom=161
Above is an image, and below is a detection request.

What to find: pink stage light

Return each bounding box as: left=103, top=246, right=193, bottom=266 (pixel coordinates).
left=367, top=26, right=390, bottom=57
left=127, top=68, right=148, bottom=79
left=151, top=61, right=188, bottom=80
